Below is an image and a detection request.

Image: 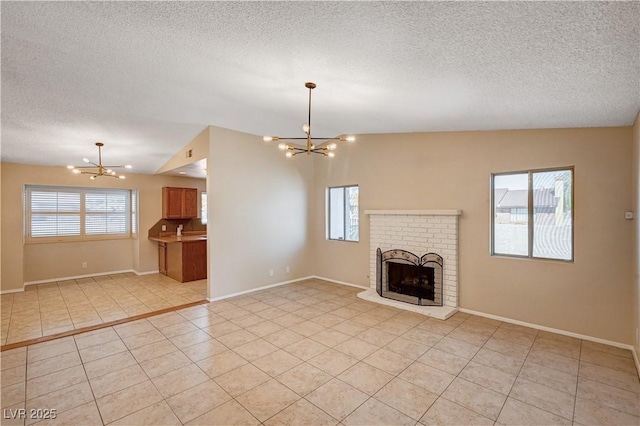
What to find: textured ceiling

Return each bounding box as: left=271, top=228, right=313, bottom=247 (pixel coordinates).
left=1, top=1, right=639, bottom=174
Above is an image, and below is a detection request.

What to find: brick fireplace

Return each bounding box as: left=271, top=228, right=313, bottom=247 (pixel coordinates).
left=358, top=210, right=461, bottom=319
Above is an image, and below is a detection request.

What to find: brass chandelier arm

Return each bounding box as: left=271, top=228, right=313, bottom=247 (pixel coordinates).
left=67, top=142, right=131, bottom=179
left=271, top=137, right=346, bottom=141
left=71, top=164, right=127, bottom=169
left=77, top=171, right=122, bottom=178
left=262, top=81, right=355, bottom=158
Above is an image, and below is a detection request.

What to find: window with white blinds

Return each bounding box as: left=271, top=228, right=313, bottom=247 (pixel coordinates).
left=201, top=192, right=207, bottom=225
left=25, top=185, right=135, bottom=242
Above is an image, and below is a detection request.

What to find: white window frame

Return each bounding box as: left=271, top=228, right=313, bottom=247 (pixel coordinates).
left=490, top=167, right=574, bottom=261
left=25, top=185, right=135, bottom=243
left=327, top=184, right=359, bottom=242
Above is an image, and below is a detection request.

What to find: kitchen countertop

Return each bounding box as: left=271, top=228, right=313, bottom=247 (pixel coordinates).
left=148, top=235, right=207, bottom=243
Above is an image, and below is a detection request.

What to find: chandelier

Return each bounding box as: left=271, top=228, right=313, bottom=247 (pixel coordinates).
left=67, top=142, right=132, bottom=180
left=263, top=82, right=355, bottom=158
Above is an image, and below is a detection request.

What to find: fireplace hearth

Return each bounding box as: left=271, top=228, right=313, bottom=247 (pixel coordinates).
left=376, top=248, right=443, bottom=306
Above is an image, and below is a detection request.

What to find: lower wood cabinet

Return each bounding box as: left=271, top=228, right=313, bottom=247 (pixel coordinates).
left=165, top=240, right=207, bottom=282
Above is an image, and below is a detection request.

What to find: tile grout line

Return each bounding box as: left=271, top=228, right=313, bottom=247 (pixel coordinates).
left=490, top=325, right=539, bottom=423
left=572, top=339, right=584, bottom=423
left=421, top=316, right=500, bottom=423
left=74, top=332, right=107, bottom=426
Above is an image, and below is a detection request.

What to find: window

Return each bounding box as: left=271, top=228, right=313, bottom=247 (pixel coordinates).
left=201, top=192, right=207, bottom=225
left=25, top=185, right=135, bottom=242
left=131, top=190, right=138, bottom=237
left=491, top=167, right=573, bottom=261
left=327, top=185, right=359, bottom=241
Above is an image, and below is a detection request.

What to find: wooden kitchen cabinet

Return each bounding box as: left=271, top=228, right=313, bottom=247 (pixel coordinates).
left=166, top=239, right=207, bottom=282
left=162, top=187, right=198, bottom=219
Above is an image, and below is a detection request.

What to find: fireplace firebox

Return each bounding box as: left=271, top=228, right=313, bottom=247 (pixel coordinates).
left=376, top=248, right=443, bottom=306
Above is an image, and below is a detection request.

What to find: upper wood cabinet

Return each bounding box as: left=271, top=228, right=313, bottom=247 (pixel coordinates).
left=162, top=187, right=198, bottom=219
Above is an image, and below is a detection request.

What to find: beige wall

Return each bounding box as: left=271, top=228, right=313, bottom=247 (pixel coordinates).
left=207, top=126, right=315, bottom=299
left=156, top=127, right=209, bottom=174
left=1, top=163, right=205, bottom=291
left=632, top=112, right=640, bottom=357
left=313, top=127, right=633, bottom=344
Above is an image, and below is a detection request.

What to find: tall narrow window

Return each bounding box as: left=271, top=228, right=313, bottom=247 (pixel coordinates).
left=327, top=185, right=359, bottom=241
left=25, top=185, right=133, bottom=242
left=131, top=190, right=138, bottom=237
left=201, top=192, right=208, bottom=225
left=491, top=167, right=573, bottom=261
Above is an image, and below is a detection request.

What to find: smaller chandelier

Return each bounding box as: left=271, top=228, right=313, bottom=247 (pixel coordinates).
left=263, top=82, right=355, bottom=158
left=67, top=142, right=132, bottom=180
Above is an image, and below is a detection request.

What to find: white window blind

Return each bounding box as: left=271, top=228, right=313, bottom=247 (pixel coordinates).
left=131, top=190, right=137, bottom=236
left=26, top=185, right=133, bottom=242
left=201, top=192, right=207, bottom=225
left=29, top=189, right=81, bottom=238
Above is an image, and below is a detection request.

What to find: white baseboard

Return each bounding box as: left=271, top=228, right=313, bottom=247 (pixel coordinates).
left=458, top=307, right=635, bottom=352
left=207, top=276, right=315, bottom=302
left=23, top=269, right=137, bottom=287
left=0, top=288, right=24, bottom=295
left=311, top=275, right=369, bottom=290
left=4, top=269, right=161, bottom=294
left=134, top=269, right=160, bottom=276
left=207, top=275, right=369, bottom=303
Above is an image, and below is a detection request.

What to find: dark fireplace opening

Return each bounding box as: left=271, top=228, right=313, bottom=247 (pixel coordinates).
left=376, top=248, right=443, bottom=306
left=388, top=262, right=435, bottom=301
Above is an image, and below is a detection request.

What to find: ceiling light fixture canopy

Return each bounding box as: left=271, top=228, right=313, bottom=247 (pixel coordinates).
left=263, top=82, right=355, bottom=158
left=67, top=142, right=132, bottom=180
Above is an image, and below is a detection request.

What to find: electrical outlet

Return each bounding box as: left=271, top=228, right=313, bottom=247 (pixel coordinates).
left=82, top=262, right=88, bottom=269
left=269, top=269, right=274, bottom=277
left=161, top=225, right=167, bottom=231
left=285, top=266, right=290, bottom=273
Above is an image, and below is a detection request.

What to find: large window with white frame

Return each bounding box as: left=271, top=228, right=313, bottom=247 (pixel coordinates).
left=491, top=167, right=573, bottom=261
left=25, top=185, right=136, bottom=243
left=327, top=185, right=359, bottom=242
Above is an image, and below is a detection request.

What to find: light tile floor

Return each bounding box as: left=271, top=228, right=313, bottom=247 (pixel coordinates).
left=1, top=273, right=207, bottom=345
left=1, top=279, right=639, bottom=425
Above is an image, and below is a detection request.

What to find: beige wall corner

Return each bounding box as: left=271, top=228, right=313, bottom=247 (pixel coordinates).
left=207, top=125, right=315, bottom=299
left=632, top=111, right=640, bottom=361
left=313, top=127, right=634, bottom=345
left=155, top=127, right=209, bottom=175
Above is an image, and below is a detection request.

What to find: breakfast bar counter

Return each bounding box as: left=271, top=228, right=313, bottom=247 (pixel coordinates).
left=149, top=233, right=207, bottom=283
